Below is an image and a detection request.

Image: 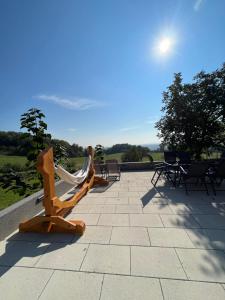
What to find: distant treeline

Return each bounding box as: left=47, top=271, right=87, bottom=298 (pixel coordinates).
left=0, top=131, right=84, bottom=157
left=0, top=131, right=153, bottom=157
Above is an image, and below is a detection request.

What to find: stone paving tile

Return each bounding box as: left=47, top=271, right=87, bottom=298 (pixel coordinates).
left=129, top=214, right=164, bottom=227
left=128, top=186, right=148, bottom=192
left=118, top=191, right=140, bottom=198
left=110, top=227, right=150, bottom=246
left=80, top=197, right=106, bottom=205
left=97, top=192, right=119, bottom=198
left=98, top=214, right=129, bottom=226
left=192, top=214, right=225, bottom=229
left=187, top=204, right=224, bottom=215
left=131, top=246, right=186, bottom=279
left=148, top=228, right=194, bottom=248
left=161, top=278, right=225, bottom=300
left=104, top=197, right=129, bottom=205
left=0, top=240, right=50, bottom=267
left=39, top=270, right=103, bottom=300
left=143, top=204, right=174, bottom=214
left=185, top=229, right=225, bottom=250
left=100, top=274, right=163, bottom=300
left=109, top=186, right=129, bottom=192
left=74, top=226, right=112, bottom=244
left=66, top=213, right=100, bottom=225
left=141, top=197, right=170, bottom=205
left=72, top=205, right=91, bottom=213
left=0, top=266, right=53, bottom=300
left=169, top=203, right=192, bottom=214
left=81, top=244, right=130, bottom=275
left=7, top=231, right=75, bottom=243
left=176, top=248, right=225, bottom=282
left=89, top=205, right=116, bottom=214
left=116, top=204, right=143, bottom=214
left=160, top=214, right=201, bottom=228
left=128, top=197, right=143, bottom=205
left=36, top=243, right=88, bottom=271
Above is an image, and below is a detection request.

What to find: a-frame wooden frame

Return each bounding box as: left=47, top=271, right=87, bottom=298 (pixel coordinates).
left=19, top=146, right=108, bottom=235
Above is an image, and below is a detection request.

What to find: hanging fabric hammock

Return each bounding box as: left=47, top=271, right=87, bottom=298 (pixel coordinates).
left=54, top=155, right=92, bottom=186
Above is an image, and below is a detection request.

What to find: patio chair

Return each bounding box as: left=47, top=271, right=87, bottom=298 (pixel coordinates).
left=151, top=151, right=178, bottom=187
left=177, top=151, right=191, bottom=167
left=164, top=151, right=177, bottom=164
left=179, top=161, right=210, bottom=195
left=151, top=162, right=178, bottom=187
left=105, top=159, right=121, bottom=181
left=208, top=159, right=225, bottom=195
left=94, top=161, right=106, bottom=178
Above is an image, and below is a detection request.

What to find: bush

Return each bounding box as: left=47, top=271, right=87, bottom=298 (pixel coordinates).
left=121, top=146, right=142, bottom=162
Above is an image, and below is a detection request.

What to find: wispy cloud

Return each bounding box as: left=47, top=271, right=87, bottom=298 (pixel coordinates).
left=194, top=0, right=204, bottom=11
left=67, top=128, right=77, bottom=132
left=34, top=94, right=106, bottom=110
left=146, top=116, right=159, bottom=125
left=120, top=126, right=139, bottom=132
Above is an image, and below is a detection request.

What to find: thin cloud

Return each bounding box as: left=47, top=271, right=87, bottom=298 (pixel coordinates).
left=194, top=0, right=204, bottom=11
left=34, top=94, right=106, bottom=110
left=146, top=116, right=159, bottom=124
left=67, top=128, right=77, bottom=132
left=120, top=126, right=139, bottom=132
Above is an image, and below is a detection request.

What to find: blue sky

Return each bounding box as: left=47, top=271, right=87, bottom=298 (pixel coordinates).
left=0, top=0, right=225, bottom=147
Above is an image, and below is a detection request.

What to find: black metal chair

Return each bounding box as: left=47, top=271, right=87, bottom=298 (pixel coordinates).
left=164, top=151, right=177, bottom=164
left=179, top=162, right=210, bottom=195
left=208, top=159, right=225, bottom=195
left=151, top=151, right=178, bottom=187
left=177, top=151, right=191, bottom=167
left=151, top=162, right=178, bottom=187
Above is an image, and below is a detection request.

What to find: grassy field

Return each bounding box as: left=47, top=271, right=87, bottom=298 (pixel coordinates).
left=0, top=155, right=28, bottom=168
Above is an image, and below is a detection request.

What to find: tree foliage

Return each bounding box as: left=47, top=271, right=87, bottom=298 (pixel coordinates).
left=20, top=108, right=50, bottom=164
left=156, top=64, right=225, bottom=159
left=94, top=144, right=104, bottom=162
left=121, top=145, right=152, bottom=162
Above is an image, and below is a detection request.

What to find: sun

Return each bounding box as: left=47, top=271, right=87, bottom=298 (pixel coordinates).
left=152, top=35, right=175, bottom=58
left=158, top=37, right=172, bottom=54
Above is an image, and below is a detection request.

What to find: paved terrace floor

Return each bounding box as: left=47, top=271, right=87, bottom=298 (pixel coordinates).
left=1, top=171, right=225, bottom=299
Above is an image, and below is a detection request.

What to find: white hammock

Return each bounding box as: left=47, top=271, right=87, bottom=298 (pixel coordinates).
left=55, top=155, right=92, bottom=186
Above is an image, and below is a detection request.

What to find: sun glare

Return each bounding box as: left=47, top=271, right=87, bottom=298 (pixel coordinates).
left=153, top=33, right=177, bottom=59
left=158, top=38, right=172, bottom=54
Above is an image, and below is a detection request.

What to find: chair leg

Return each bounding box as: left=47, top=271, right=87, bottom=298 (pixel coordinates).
left=184, top=180, right=188, bottom=195
left=202, top=178, right=209, bottom=195
left=151, top=168, right=163, bottom=187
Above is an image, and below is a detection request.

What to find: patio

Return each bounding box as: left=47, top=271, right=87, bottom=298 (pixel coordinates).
left=0, top=171, right=225, bottom=299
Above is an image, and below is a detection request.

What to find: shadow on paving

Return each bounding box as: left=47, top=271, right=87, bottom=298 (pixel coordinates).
left=0, top=231, right=82, bottom=278
left=141, top=177, right=225, bottom=281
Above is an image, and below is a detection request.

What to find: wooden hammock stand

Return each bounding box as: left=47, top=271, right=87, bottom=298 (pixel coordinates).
left=19, top=146, right=108, bottom=235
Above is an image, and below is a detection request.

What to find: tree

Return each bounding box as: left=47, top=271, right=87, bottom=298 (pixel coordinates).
left=121, top=146, right=142, bottom=162
left=156, top=64, right=225, bottom=159
left=94, top=144, right=104, bottom=162
left=20, top=108, right=50, bottom=165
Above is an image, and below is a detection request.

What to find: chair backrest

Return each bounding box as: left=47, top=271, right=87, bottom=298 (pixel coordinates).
left=221, top=151, right=225, bottom=159
left=177, top=151, right=191, bottom=164
left=188, top=162, right=209, bottom=177
left=216, top=159, right=225, bottom=177
left=94, top=162, right=102, bottom=175
left=105, top=161, right=120, bottom=174
left=164, top=151, right=177, bottom=164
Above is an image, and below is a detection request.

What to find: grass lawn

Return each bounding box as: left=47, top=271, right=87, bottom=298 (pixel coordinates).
left=0, top=155, right=28, bottom=168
